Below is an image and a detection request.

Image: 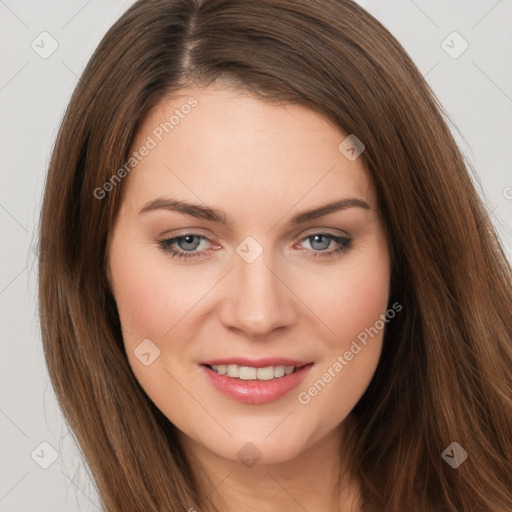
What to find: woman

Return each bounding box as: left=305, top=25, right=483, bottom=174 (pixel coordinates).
left=38, top=0, right=512, bottom=510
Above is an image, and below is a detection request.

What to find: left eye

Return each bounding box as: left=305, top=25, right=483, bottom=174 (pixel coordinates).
left=296, top=233, right=352, bottom=259
left=157, top=233, right=352, bottom=261
left=158, top=234, right=210, bottom=259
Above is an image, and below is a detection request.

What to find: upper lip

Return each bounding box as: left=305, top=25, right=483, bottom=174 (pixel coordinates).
left=200, top=357, right=312, bottom=368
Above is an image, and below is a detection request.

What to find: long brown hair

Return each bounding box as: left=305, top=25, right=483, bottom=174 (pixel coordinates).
left=38, top=0, right=512, bottom=510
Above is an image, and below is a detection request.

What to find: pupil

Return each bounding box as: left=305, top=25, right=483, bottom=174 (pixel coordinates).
left=311, top=235, right=329, bottom=251
left=179, top=236, right=200, bottom=251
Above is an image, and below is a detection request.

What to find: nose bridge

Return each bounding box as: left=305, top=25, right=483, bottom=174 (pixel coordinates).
left=221, top=240, right=296, bottom=336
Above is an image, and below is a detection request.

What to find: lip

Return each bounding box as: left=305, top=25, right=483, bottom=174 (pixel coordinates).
left=200, top=357, right=311, bottom=368
left=200, top=360, right=314, bottom=404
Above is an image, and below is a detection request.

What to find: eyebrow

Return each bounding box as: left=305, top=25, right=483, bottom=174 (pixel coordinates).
left=138, top=197, right=370, bottom=225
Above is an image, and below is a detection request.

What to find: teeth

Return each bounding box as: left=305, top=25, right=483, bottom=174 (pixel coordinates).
left=274, top=365, right=285, bottom=378
left=239, top=366, right=257, bottom=380
left=210, top=364, right=296, bottom=380
left=257, top=366, right=275, bottom=380
left=226, top=364, right=239, bottom=378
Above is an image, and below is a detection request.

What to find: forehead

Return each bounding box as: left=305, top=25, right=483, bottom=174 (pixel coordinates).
left=122, top=86, right=376, bottom=216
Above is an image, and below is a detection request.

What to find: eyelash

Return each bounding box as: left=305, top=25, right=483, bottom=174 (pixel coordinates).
left=157, top=232, right=352, bottom=261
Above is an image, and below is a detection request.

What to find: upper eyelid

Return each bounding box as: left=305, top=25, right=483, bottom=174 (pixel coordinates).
left=160, top=226, right=351, bottom=241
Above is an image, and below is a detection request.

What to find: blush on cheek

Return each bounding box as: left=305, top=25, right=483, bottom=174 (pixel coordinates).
left=112, top=276, right=161, bottom=342
left=334, top=271, right=390, bottom=385
left=316, top=267, right=390, bottom=351
left=109, top=241, right=172, bottom=342
left=349, top=250, right=390, bottom=336
left=112, top=265, right=208, bottom=357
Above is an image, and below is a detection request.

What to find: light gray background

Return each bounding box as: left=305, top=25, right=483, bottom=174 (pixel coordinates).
left=1, top=0, right=511, bottom=510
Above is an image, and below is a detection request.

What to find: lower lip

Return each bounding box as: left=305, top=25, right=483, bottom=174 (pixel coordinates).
left=201, top=364, right=314, bottom=404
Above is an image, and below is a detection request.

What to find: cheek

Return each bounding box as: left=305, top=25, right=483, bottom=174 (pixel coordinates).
left=294, top=241, right=390, bottom=418
left=108, top=246, right=201, bottom=415
left=109, top=242, right=208, bottom=344
left=305, top=244, right=391, bottom=351
left=339, top=266, right=390, bottom=342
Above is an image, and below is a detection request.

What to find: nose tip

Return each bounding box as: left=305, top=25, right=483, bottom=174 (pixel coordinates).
left=218, top=255, right=297, bottom=338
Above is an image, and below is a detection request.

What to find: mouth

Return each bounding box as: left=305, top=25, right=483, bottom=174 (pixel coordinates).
left=204, top=363, right=302, bottom=380
left=200, top=359, right=314, bottom=404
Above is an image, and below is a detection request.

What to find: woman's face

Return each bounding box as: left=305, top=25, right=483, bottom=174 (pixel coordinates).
left=107, top=85, right=391, bottom=465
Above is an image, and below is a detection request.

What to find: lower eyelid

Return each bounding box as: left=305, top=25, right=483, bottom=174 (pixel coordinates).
left=158, top=233, right=352, bottom=258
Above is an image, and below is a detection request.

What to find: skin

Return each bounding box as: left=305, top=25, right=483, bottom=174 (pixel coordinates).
left=107, top=85, right=391, bottom=512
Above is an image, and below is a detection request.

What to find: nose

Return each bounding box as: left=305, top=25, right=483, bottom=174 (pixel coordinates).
left=218, top=247, right=298, bottom=339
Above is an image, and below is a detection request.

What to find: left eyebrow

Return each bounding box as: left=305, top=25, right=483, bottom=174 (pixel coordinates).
left=288, top=198, right=370, bottom=224
left=138, top=197, right=370, bottom=225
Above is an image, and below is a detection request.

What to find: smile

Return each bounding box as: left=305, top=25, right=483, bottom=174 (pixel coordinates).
left=200, top=360, right=314, bottom=404
left=206, top=363, right=296, bottom=380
